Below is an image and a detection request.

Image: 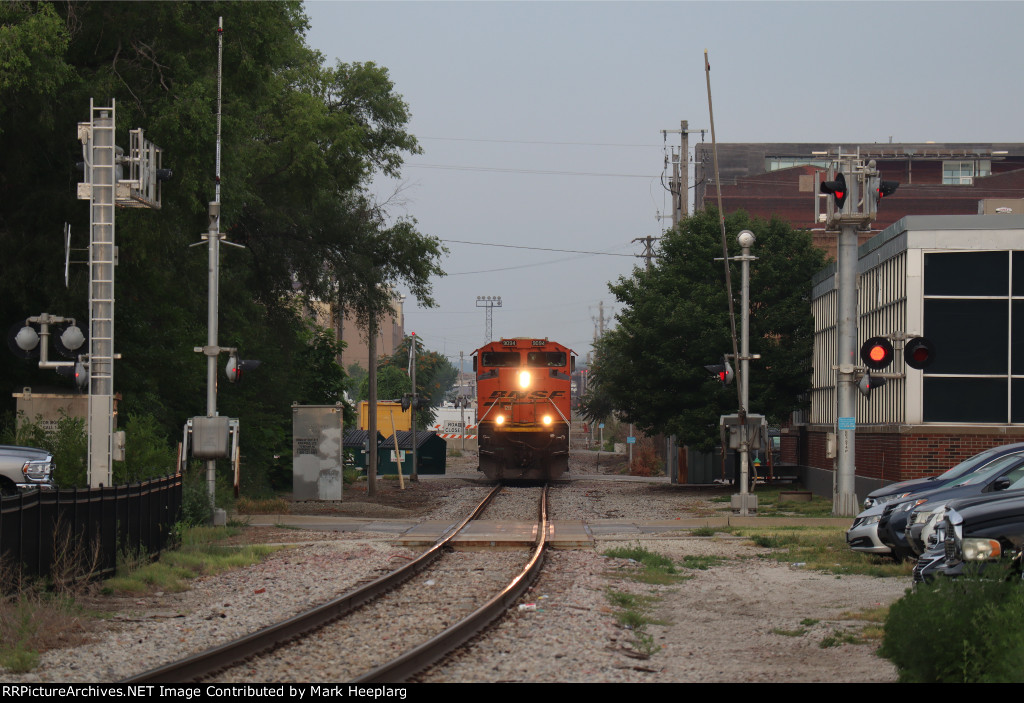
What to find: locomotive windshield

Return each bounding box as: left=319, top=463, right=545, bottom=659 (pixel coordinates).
left=526, top=351, right=567, bottom=367
left=480, top=351, right=521, bottom=367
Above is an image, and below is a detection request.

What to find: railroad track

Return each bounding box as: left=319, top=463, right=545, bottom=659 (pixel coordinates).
left=123, top=483, right=550, bottom=683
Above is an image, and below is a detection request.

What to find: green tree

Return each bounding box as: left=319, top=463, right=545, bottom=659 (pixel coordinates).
left=591, top=209, right=826, bottom=451
left=0, top=2, right=443, bottom=489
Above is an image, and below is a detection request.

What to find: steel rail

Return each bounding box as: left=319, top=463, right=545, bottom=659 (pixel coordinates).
left=352, top=483, right=550, bottom=683
left=122, top=484, right=503, bottom=684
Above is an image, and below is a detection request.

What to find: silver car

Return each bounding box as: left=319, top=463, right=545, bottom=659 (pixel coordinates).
left=846, top=503, right=890, bottom=555
left=0, top=445, right=57, bottom=495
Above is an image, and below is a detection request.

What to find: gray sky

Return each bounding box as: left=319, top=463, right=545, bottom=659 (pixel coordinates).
left=302, top=0, right=1024, bottom=368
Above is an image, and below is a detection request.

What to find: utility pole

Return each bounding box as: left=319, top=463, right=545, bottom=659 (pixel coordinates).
left=632, top=235, right=659, bottom=271
left=410, top=332, right=418, bottom=482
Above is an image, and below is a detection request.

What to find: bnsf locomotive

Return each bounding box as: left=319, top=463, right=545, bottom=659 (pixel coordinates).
left=474, top=338, right=574, bottom=480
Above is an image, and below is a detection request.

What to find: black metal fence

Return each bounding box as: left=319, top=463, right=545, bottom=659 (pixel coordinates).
left=0, top=474, right=182, bottom=585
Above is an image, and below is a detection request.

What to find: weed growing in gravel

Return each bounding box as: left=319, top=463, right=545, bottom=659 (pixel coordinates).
left=605, top=589, right=664, bottom=658
left=732, top=527, right=913, bottom=578
left=603, top=546, right=686, bottom=585
left=820, top=629, right=864, bottom=648
left=771, top=627, right=807, bottom=637
left=689, top=526, right=716, bottom=536
left=680, top=555, right=726, bottom=570
left=103, top=526, right=284, bottom=594
left=800, top=617, right=820, bottom=626
left=0, top=558, right=95, bottom=674
left=236, top=497, right=290, bottom=515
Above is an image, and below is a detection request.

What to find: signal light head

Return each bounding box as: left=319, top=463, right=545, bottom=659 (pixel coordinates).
left=877, top=180, right=899, bottom=199
left=858, top=373, right=888, bottom=398
left=820, top=172, right=848, bottom=209
left=904, top=337, right=935, bottom=370
left=861, top=337, right=895, bottom=370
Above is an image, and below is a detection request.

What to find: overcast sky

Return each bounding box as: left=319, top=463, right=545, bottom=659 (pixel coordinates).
left=302, top=0, right=1024, bottom=369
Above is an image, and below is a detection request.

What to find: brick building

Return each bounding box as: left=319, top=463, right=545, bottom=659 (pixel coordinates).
left=803, top=214, right=1024, bottom=499
left=694, top=142, right=1024, bottom=259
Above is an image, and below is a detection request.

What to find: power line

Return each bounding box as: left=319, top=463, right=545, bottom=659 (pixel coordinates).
left=441, top=239, right=638, bottom=258
left=421, top=136, right=661, bottom=148
left=408, top=163, right=657, bottom=178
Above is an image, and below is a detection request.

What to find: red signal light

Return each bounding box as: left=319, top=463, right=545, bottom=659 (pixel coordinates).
left=820, top=172, right=848, bottom=209
left=904, top=337, right=935, bottom=370
left=861, top=337, right=895, bottom=370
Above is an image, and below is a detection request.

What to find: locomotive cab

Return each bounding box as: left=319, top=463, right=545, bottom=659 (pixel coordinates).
left=474, top=338, right=574, bottom=481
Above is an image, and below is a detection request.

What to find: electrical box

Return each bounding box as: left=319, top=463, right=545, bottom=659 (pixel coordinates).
left=719, top=414, right=765, bottom=449
left=826, top=432, right=837, bottom=459
left=191, top=416, right=231, bottom=459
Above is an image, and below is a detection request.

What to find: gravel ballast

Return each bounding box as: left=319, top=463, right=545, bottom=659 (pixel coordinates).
left=0, top=452, right=907, bottom=683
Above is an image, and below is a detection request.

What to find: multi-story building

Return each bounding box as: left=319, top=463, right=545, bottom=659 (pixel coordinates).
left=805, top=214, right=1024, bottom=498
left=308, top=295, right=406, bottom=372
left=694, top=142, right=1024, bottom=259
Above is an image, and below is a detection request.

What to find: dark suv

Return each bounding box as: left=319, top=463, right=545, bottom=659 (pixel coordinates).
left=0, top=445, right=57, bottom=495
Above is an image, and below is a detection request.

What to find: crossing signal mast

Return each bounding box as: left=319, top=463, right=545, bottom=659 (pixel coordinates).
left=817, top=152, right=910, bottom=516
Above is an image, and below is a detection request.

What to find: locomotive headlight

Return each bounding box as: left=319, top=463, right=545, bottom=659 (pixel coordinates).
left=518, top=370, right=531, bottom=389
left=495, top=414, right=505, bottom=425
left=542, top=415, right=553, bottom=426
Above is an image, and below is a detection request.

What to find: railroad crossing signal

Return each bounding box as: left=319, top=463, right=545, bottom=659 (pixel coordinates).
left=225, top=354, right=261, bottom=383
left=704, top=357, right=734, bottom=385
left=904, top=337, right=936, bottom=370
left=858, top=373, right=887, bottom=398
left=820, top=172, right=848, bottom=210
left=876, top=180, right=899, bottom=201
left=861, top=337, right=895, bottom=370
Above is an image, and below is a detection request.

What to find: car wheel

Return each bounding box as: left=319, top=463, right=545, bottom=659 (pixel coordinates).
left=891, top=546, right=915, bottom=563
left=0, top=478, right=17, bottom=497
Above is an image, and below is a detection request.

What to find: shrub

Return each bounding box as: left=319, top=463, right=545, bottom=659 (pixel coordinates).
left=879, top=567, right=1024, bottom=682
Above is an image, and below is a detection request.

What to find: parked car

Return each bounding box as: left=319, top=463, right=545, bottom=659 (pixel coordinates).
left=878, top=453, right=1024, bottom=561
left=907, top=466, right=1024, bottom=555
left=913, top=491, right=1024, bottom=584
left=846, top=503, right=890, bottom=555
left=861, top=442, right=1024, bottom=510
left=0, top=444, right=57, bottom=495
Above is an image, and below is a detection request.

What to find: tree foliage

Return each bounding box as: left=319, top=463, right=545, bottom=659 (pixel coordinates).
left=590, top=209, right=827, bottom=451
left=0, top=2, right=443, bottom=485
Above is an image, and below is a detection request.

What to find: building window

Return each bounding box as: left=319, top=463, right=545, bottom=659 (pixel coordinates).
left=941, top=159, right=991, bottom=185
left=921, top=250, right=1020, bottom=423
left=766, top=158, right=830, bottom=172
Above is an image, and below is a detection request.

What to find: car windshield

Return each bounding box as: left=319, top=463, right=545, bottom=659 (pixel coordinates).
left=938, top=447, right=1022, bottom=481
left=953, top=455, right=1024, bottom=486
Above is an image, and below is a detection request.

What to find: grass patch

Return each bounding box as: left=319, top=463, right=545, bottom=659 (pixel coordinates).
left=605, top=589, right=664, bottom=658
left=820, top=629, right=865, bottom=648
left=235, top=496, right=290, bottom=515
left=103, top=526, right=283, bottom=595
left=751, top=486, right=834, bottom=517
left=604, top=545, right=687, bottom=585
left=772, top=627, right=807, bottom=637
left=0, top=572, right=95, bottom=674
left=689, top=526, right=717, bottom=537
left=680, top=555, right=726, bottom=570
left=731, top=526, right=913, bottom=578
